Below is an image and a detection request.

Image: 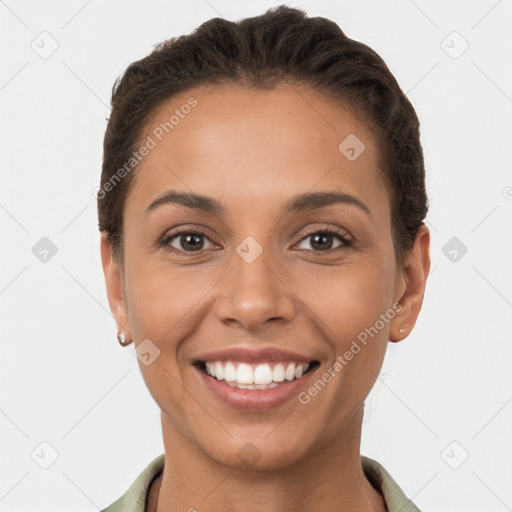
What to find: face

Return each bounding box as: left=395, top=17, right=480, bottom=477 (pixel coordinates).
left=101, top=82, right=430, bottom=470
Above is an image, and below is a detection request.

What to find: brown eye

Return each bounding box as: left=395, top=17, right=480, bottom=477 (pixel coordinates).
left=161, top=229, right=215, bottom=254
left=296, top=228, right=352, bottom=252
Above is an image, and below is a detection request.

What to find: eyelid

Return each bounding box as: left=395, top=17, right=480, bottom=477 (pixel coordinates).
left=296, top=224, right=351, bottom=242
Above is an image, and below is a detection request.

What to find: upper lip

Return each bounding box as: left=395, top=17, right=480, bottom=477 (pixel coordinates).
left=193, top=347, right=317, bottom=364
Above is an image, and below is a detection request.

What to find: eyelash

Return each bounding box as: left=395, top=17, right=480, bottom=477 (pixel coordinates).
left=159, top=226, right=352, bottom=256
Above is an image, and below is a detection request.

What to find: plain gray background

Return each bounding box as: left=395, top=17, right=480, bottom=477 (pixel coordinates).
left=1, top=0, right=511, bottom=510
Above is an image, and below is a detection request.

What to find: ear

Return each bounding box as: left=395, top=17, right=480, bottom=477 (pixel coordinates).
left=100, top=232, right=133, bottom=345
left=389, top=223, right=431, bottom=342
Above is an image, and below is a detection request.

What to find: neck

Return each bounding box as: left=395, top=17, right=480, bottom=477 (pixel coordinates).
left=150, top=406, right=386, bottom=512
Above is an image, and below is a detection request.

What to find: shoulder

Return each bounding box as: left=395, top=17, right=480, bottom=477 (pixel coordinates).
left=100, top=454, right=165, bottom=512
left=361, top=455, right=422, bottom=512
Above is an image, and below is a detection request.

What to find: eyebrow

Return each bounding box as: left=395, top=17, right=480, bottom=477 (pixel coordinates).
left=144, top=190, right=371, bottom=218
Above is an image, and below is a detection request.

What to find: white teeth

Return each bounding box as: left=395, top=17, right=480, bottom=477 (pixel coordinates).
left=224, top=362, right=236, bottom=381
left=214, top=361, right=224, bottom=381
left=272, top=363, right=285, bottom=382
left=203, top=360, right=311, bottom=388
left=236, top=363, right=253, bottom=384
left=226, top=381, right=280, bottom=389
left=285, top=363, right=296, bottom=381
left=253, top=363, right=273, bottom=385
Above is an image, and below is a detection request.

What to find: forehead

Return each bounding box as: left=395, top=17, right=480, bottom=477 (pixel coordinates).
left=126, top=82, right=390, bottom=221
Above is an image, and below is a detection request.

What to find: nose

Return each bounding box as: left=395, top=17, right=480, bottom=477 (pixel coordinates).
left=214, top=246, right=296, bottom=331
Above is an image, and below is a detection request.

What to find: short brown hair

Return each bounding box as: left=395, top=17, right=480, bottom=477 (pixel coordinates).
left=98, top=5, right=428, bottom=269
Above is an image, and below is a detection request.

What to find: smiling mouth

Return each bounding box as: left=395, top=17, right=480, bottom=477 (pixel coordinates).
left=194, top=359, right=320, bottom=390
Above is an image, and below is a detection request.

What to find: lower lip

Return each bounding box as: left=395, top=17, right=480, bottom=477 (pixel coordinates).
left=194, top=364, right=318, bottom=411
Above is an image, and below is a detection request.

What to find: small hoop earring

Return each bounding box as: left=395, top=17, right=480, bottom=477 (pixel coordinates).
left=117, top=332, right=128, bottom=346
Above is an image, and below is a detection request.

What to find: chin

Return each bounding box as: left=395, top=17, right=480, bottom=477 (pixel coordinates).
left=202, top=439, right=310, bottom=472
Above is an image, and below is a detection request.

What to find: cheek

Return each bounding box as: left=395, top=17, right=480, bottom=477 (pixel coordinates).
left=294, top=257, right=393, bottom=390
left=123, top=259, right=211, bottom=425
left=295, top=256, right=395, bottom=340
left=124, top=253, right=213, bottom=341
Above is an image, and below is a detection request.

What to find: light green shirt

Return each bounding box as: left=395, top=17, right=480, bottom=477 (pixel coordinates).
left=100, top=453, right=421, bottom=512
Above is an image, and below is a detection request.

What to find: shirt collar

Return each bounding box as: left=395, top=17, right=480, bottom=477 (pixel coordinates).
left=101, top=454, right=420, bottom=512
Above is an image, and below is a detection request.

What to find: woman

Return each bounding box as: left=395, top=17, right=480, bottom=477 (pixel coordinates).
left=98, top=5, right=430, bottom=511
